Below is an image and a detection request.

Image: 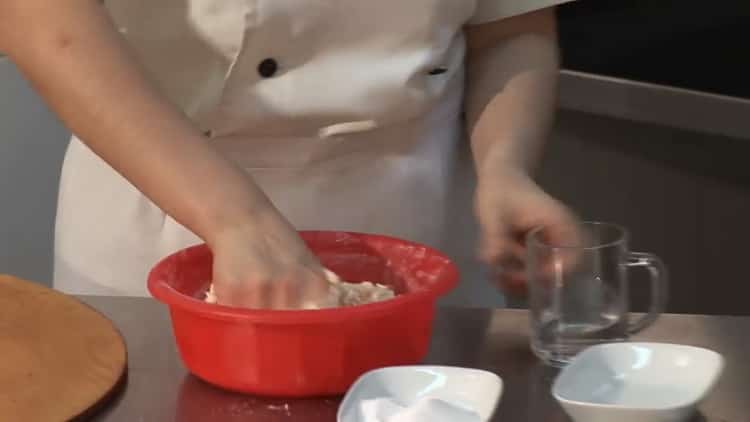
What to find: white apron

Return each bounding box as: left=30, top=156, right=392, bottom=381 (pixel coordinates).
left=54, top=0, right=571, bottom=296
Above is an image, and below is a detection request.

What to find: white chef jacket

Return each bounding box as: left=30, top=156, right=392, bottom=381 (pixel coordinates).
left=54, top=0, right=573, bottom=296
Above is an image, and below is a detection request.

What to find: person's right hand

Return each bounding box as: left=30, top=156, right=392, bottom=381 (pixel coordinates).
left=208, top=210, right=331, bottom=310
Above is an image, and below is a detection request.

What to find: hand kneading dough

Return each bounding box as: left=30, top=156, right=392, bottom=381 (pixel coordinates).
left=204, top=269, right=395, bottom=309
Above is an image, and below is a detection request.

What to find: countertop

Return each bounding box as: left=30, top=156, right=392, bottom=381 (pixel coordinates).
left=81, top=296, right=750, bottom=421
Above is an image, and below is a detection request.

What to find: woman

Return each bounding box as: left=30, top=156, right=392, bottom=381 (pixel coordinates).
left=0, top=0, right=577, bottom=308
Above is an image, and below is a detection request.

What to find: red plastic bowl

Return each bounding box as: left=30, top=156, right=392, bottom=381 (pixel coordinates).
left=148, top=231, right=458, bottom=397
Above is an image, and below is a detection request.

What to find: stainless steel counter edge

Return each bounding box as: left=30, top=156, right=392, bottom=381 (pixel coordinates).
left=559, top=70, right=750, bottom=140
left=77, top=296, right=749, bottom=422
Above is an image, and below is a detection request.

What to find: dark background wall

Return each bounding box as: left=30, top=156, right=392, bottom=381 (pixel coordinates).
left=545, top=0, right=750, bottom=316
left=558, top=0, right=750, bottom=99
left=537, top=109, right=750, bottom=316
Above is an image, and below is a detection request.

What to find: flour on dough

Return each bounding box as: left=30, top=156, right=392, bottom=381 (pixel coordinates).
left=204, top=269, right=395, bottom=308
left=205, top=284, right=218, bottom=304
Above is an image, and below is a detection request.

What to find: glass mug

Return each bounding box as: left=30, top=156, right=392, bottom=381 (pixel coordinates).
left=527, top=221, right=668, bottom=366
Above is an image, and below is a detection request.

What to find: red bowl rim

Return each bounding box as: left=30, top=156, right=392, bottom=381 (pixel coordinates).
left=147, top=231, right=459, bottom=325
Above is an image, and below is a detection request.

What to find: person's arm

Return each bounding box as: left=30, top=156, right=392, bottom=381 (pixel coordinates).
left=464, top=8, right=578, bottom=294
left=0, top=0, right=327, bottom=308
left=0, top=0, right=265, bottom=243
left=465, top=7, right=558, bottom=175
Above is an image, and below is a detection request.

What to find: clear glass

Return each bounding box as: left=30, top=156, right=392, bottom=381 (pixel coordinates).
left=527, top=221, right=668, bottom=366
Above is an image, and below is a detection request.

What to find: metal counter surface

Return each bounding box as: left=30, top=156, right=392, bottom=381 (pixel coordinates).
left=81, top=296, right=749, bottom=421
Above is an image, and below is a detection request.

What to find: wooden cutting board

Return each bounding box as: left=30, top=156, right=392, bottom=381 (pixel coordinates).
left=0, top=275, right=127, bottom=421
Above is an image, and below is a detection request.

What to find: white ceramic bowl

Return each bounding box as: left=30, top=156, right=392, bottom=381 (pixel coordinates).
left=552, top=342, right=724, bottom=422
left=337, top=365, right=503, bottom=422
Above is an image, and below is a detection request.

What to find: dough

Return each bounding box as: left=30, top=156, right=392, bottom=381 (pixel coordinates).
left=204, top=284, right=218, bottom=304
left=203, top=269, right=395, bottom=308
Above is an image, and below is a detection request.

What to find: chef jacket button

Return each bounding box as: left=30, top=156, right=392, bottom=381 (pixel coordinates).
left=258, top=58, right=278, bottom=78
left=428, top=67, right=448, bottom=75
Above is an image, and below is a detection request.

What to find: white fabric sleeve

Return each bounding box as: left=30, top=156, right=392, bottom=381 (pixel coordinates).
left=469, top=0, right=576, bottom=25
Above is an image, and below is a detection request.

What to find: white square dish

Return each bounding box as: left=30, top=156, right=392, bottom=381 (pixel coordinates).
left=338, top=365, right=503, bottom=422
left=552, top=342, right=724, bottom=422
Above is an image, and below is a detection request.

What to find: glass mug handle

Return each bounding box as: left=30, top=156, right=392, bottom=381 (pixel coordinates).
left=626, top=252, right=669, bottom=334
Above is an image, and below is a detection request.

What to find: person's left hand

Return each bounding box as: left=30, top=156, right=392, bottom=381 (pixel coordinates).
left=474, top=167, right=579, bottom=297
